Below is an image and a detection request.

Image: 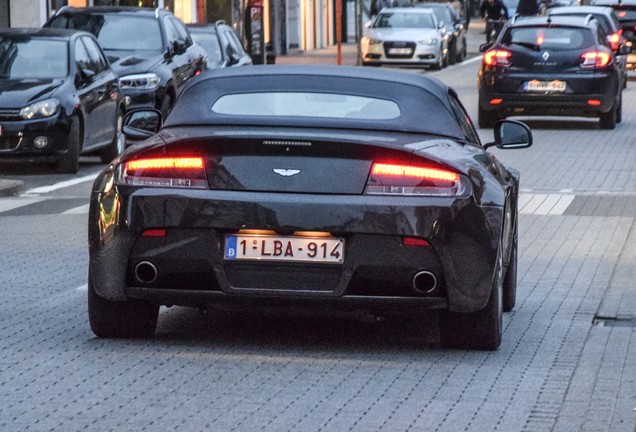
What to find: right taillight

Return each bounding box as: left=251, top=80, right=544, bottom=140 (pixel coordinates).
left=608, top=33, right=621, bottom=51
left=365, top=162, right=465, bottom=196
left=580, top=51, right=612, bottom=68
left=117, top=156, right=208, bottom=188
left=483, top=49, right=512, bottom=67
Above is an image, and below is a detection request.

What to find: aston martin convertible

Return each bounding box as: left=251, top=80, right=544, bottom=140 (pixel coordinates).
left=87, top=66, right=532, bottom=350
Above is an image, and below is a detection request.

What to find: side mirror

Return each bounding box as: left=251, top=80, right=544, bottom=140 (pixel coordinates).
left=122, top=109, right=162, bottom=142
left=173, top=40, right=187, bottom=55
left=75, top=68, right=95, bottom=87
left=619, top=44, right=631, bottom=55
left=480, top=42, right=494, bottom=52
left=484, top=120, right=532, bottom=149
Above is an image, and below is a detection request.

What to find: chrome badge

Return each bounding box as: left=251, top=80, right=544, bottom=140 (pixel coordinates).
left=542, top=51, right=550, bottom=61
left=273, top=169, right=301, bottom=177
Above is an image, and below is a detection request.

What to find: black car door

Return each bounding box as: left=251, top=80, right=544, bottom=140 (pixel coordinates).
left=73, top=36, right=118, bottom=150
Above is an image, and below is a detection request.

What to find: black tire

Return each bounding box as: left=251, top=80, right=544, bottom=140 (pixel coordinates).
left=88, top=279, right=159, bottom=338
left=56, top=117, right=81, bottom=174
left=99, top=109, right=125, bottom=164
left=478, top=104, right=498, bottom=129
left=457, top=39, right=466, bottom=63
left=448, top=42, right=457, bottom=65
left=616, top=94, right=623, bottom=124
left=503, top=227, right=517, bottom=312
left=599, top=100, right=617, bottom=129
left=439, top=247, right=503, bottom=350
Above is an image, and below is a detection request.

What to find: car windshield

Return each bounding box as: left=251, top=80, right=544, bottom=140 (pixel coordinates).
left=48, top=14, right=163, bottom=52
left=0, top=37, right=68, bottom=79
left=374, top=12, right=436, bottom=29
left=503, top=26, right=594, bottom=50
left=431, top=8, right=454, bottom=26
left=211, top=92, right=401, bottom=120
left=190, top=31, right=223, bottom=64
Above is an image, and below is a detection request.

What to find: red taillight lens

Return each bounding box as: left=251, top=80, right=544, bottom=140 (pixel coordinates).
left=119, top=156, right=208, bottom=188
left=608, top=33, right=621, bottom=51
left=483, top=49, right=511, bottom=67
left=580, top=51, right=611, bottom=68
left=365, top=162, right=464, bottom=196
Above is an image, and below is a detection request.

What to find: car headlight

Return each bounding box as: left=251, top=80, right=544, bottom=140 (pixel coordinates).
left=119, top=73, right=160, bottom=90
left=368, top=38, right=383, bottom=46
left=419, top=38, right=438, bottom=46
left=20, top=99, right=59, bottom=120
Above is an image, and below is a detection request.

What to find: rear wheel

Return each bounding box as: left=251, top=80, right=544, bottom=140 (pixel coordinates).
left=99, top=109, right=125, bottom=164
left=439, top=246, right=503, bottom=350
left=503, top=228, right=517, bottom=312
left=478, top=104, right=498, bottom=129
left=599, top=99, right=618, bottom=129
left=88, top=278, right=159, bottom=338
left=56, top=117, right=80, bottom=174
left=616, top=94, right=623, bottom=124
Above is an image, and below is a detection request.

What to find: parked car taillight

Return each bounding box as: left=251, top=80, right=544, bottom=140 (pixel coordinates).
left=483, top=49, right=511, bottom=67
left=117, top=156, right=208, bottom=188
left=364, top=162, right=465, bottom=196
left=580, top=51, right=612, bottom=68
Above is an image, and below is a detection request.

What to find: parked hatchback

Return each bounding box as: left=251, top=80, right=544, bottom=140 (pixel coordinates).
left=187, top=21, right=252, bottom=69
left=478, top=15, right=627, bottom=129
left=0, top=28, right=125, bottom=173
left=44, top=6, right=207, bottom=119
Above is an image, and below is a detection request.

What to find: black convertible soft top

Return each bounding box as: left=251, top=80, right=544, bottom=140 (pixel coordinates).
left=165, top=65, right=466, bottom=140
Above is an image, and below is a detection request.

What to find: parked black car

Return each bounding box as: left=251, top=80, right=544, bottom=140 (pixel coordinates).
left=478, top=15, right=627, bottom=129
left=415, top=2, right=468, bottom=64
left=44, top=6, right=207, bottom=119
left=0, top=28, right=125, bottom=173
left=591, top=0, right=636, bottom=71
left=87, top=65, right=533, bottom=350
left=187, top=21, right=252, bottom=69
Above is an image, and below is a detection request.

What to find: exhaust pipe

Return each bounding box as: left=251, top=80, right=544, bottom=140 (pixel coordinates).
left=412, top=271, right=438, bottom=294
left=134, top=261, right=158, bottom=284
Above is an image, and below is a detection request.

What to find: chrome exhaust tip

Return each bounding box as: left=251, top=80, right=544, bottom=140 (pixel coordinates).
left=412, top=271, right=438, bottom=294
left=134, top=261, right=158, bottom=284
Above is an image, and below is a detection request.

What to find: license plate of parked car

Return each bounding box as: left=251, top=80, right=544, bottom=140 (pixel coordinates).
left=524, top=79, right=566, bottom=92
left=224, top=234, right=345, bottom=264
left=388, top=47, right=413, bottom=55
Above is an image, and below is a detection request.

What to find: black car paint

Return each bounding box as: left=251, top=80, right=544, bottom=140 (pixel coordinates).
left=44, top=7, right=207, bottom=117
left=88, top=66, right=531, bottom=348
left=0, top=28, right=123, bottom=167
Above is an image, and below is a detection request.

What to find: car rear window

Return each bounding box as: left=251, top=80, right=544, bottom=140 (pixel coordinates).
left=614, top=8, right=636, bottom=21
left=190, top=31, right=223, bottom=63
left=503, top=26, right=595, bottom=50
left=211, top=92, right=401, bottom=120
left=0, top=37, right=68, bottom=78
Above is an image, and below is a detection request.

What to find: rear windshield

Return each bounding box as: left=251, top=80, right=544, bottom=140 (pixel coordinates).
left=190, top=31, right=223, bottom=63
left=48, top=14, right=163, bottom=52
left=502, top=26, right=595, bottom=50
left=373, top=11, right=436, bottom=29
left=0, top=37, right=68, bottom=78
left=212, top=92, right=401, bottom=120
left=614, top=8, right=636, bottom=21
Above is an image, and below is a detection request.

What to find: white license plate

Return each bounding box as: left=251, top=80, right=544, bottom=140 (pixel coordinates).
left=524, top=79, right=566, bottom=92
left=224, top=235, right=345, bottom=264
left=388, top=47, right=412, bottom=55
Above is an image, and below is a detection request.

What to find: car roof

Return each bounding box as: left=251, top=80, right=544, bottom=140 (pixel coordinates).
left=381, top=7, right=436, bottom=13
left=510, top=14, right=599, bottom=27
left=166, top=65, right=466, bottom=138
left=53, top=6, right=166, bottom=17
left=548, top=5, right=615, bottom=15
left=591, top=0, right=636, bottom=5
left=0, top=27, right=87, bottom=39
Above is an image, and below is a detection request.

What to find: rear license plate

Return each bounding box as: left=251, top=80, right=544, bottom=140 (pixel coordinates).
left=524, top=79, right=566, bottom=92
left=224, top=234, right=345, bottom=264
left=388, top=47, right=413, bottom=55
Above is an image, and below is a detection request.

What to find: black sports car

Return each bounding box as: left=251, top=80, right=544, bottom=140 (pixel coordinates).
left=88, top=66, right=532, bottom=350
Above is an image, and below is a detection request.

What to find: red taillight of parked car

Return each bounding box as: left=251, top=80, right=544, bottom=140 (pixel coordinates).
left=483, top=49, right=511, bottom=67
left=119, top=156, right=208, bottom=188
left=365, top=162, right=464, bottom=196
left=580, top=51, right=612, bottom=68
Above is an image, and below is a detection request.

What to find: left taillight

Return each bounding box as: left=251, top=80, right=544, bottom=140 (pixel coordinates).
left=117, top=156, right=208, bottom=188
left=580, top=51, right=612, bottom=68
left=365, top=162, right=465, bottom=197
